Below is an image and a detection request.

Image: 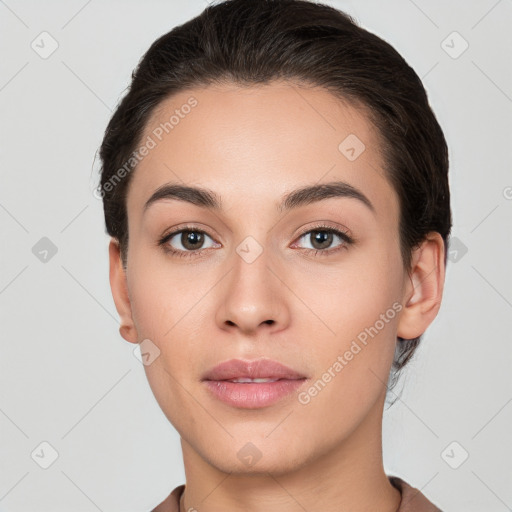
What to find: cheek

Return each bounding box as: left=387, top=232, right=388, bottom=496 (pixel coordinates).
left=291, top=295, right=399, bottom=445
left=126, top=250, right=207, bottom=340
left=290, top=245, right=402, bottom=401
left=131, top=266, right=209, bottom=430
left=290, top=242, right=402, bottom=341
left=127, top=258, right=215, bottom=401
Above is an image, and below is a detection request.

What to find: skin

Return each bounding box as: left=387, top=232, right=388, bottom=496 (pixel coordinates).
left=109, top=81, right=445, bottom=512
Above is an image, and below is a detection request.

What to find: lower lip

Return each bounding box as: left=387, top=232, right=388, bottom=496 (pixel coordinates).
left=203, top=379, right=307, bottom=409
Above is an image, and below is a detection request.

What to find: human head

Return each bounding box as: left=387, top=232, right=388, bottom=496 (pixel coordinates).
left=98, top=0, right=451, bottom=389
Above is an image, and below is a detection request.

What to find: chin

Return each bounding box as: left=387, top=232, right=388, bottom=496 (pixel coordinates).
left=198, top=435, right=314, bottom=477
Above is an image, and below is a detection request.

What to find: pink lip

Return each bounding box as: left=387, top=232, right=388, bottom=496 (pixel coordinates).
left=202, top=358, right=308, bottom=409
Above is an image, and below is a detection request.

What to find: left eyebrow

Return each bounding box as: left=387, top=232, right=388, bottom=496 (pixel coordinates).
left=278, top=181, right=375, bottom=214
left=142, top=180, right=375, bottom=215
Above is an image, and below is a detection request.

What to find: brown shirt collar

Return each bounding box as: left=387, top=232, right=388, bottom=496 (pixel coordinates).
left=389, top=476, right=442, bottom=511
left=152, top=476, right=442, bottom=511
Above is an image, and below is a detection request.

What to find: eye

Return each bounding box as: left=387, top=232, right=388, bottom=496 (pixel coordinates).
left=157, top=224, right=354, bottom=259
left=158, top=227, right=220, bottom=257
left=293, top=225, right=354, bottom=256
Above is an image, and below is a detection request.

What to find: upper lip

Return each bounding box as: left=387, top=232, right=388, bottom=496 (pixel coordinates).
left=202, top=358, right=307, bottom=381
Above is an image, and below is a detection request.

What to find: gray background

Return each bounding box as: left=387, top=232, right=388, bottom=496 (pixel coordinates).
left=1, top=0, right=511, bottom=510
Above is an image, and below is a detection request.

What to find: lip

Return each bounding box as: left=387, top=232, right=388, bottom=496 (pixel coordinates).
left=202, top=358, right=308, bottom=409
left=202, top=358, right=307, bottom=381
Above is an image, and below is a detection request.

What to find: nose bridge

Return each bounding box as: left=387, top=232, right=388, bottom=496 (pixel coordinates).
left=231, top=234, right=276, bottom=304
left=217, top=232, right=288, bottom=331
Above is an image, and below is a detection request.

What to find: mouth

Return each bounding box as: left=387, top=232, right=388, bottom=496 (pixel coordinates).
left=202, top=357, right=307, bottom=381
left=218, top=377, right=289, bottom=383
left=202, top=358, right=308, bottom=409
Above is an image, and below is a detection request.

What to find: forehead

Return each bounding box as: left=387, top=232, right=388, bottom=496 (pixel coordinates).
left=126, top=81, right=397, bottom=221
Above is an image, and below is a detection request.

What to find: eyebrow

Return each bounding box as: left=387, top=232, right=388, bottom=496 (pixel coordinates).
left=143, top=181, right=375, bottom=214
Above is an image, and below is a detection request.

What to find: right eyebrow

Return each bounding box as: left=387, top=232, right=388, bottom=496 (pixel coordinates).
left=143, top=183, right=222, bottom=214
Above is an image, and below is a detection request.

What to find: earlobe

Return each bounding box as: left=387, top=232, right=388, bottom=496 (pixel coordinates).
left=108, top=239, right=139, bottom=344
left=397, top=232, right=446, bottom=340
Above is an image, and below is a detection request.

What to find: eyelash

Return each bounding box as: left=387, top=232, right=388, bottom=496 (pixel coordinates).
left=157, top=223, right=355, bottom=259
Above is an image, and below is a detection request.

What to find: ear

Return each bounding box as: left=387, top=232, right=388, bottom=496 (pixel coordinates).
left=397, top=232, right=446, bottom=340
left=108, top=239, right=138, bottom=344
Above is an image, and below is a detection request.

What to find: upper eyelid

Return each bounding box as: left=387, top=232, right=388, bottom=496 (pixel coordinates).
left=297, top=224, right=351, bottom=238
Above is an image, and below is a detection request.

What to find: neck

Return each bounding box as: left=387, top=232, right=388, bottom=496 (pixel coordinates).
left=178, top=391, right=401, bottom=512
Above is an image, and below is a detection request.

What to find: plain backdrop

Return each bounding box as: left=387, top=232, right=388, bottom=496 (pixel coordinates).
left=1, top=0, right=511, bottom=511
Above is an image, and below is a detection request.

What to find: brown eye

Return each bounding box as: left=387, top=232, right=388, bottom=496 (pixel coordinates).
left=309, top=230, right=334, bottom=250
left=179, top=230, right=205, bottom=250
left=158, top=227, right=220, bottom=258
left=292, top=226, right=354, bottom=256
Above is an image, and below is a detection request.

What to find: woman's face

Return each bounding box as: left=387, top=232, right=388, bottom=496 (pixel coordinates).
left=117, top=81, right=410, bottom=474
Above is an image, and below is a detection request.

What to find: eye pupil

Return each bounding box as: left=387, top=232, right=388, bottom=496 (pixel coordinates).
left=311, top=231, right=333, bottom=249
left=182, top=231, right=204, bottom=250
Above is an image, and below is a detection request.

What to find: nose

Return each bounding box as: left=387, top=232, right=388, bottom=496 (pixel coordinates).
left=215, top=245, right=290, bottom=335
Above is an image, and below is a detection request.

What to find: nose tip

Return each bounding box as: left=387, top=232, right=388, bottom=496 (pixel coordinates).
left=216, top=247, right=291, bottom=335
